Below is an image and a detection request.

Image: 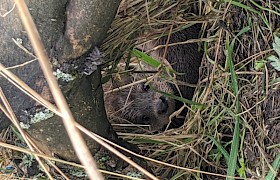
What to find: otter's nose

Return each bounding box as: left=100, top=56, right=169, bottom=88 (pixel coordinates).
left=157, top=96, right=169, bottom=114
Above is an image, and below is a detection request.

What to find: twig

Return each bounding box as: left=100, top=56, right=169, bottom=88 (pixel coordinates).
left=14, top=0, right=103, bottom=179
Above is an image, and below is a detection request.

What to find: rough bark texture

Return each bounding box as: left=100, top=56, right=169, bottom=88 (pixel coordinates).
left=0, top=0, right=141, bottom=165
left=26, top=71, right=111, bottom=162
left=0, top=0, right=68, bottom=130
left=60, top=0, right=120, bottom=59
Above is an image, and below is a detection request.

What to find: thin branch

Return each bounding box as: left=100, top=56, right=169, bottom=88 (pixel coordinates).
left=14, top=0, right=103, bottom=179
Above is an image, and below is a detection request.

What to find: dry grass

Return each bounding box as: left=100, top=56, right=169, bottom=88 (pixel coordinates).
left=0, top=0, right=279, bottom=179
left=102, top=0, right=280, bottom=179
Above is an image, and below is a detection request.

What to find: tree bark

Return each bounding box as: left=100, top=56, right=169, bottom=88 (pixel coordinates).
left=0, top=0, right=138, bottom=164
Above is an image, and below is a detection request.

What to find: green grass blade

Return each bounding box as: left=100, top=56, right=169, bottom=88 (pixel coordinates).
left=206, top=109, right=225, bottom=126
left=249, top=0, right=280, bottom=16
left=131, top=48, right=181, bottom=74
left=225, top=26, right=250, bottom=179
left=265, top=153, right=280, bottom=180
left=223, top=0, right=258, bottom=14
left=226, top=46, right=240, bottom=180
left=208, top=136, right=230, bottom=164
left=132, top=48, right=161, bottom=68
left=223, top=0, right=271, bottom=29
left=156, top=90, right=205, bottom=109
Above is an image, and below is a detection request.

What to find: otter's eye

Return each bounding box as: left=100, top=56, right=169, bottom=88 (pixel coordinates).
left=142, top=84, right=150, bottom=91
left=142, top=115, right=150, bottom=124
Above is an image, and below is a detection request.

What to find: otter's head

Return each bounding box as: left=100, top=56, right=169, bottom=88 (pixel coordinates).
left=104, top=75, right=175, bottom=131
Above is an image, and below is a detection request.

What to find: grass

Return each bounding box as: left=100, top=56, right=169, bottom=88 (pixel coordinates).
left=102, top=0, right=280, bottom=179
left=1, top=0, right=279, bottom=179
left=266, top=153, right=280, bottom=179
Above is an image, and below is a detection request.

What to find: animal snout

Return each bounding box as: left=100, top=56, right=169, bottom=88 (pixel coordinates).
left=157, top=96, right=169, bottom=114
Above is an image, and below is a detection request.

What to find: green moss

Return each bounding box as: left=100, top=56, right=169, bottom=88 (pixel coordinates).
left=30, top=109, right=54, bottom=124
left=126, top=171, right=144, bottom=178
left=19, top=122, right=30, bottom=129
left=53, top=69, right=75, bottom=82
left=95, top=151, right=117, bottom=171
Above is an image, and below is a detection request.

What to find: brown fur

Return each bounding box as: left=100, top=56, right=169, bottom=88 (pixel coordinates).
left=104, top=25, right=202, bottom=130
left=104, top=73, right=176, bottom=130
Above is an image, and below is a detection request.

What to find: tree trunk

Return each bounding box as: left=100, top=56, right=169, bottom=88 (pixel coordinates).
left=0, top=0, right=139, bottom=164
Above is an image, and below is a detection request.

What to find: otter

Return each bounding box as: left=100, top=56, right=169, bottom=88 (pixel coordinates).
left=103, top=71, right=176, bottom=131
left=104, top=25, right=202, bottom=131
